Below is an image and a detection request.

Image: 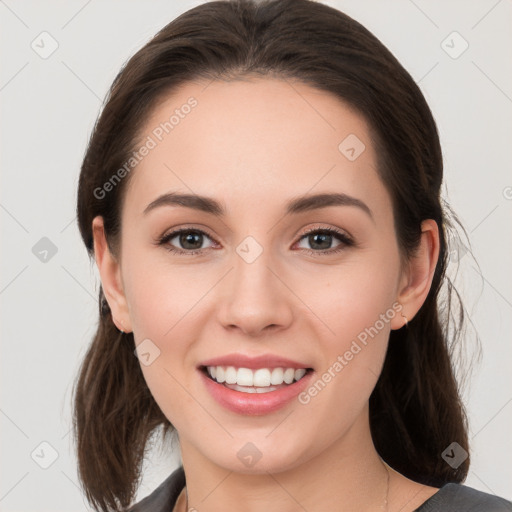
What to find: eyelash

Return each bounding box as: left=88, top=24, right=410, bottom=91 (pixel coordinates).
left=155, top=225, right=355, bottom=257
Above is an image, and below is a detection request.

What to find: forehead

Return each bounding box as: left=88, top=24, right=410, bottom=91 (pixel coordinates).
left=123, top=77, right=390, bottom=220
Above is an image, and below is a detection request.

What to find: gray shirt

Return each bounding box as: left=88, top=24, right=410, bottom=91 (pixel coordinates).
left=127, top=466, right=512, bottom=511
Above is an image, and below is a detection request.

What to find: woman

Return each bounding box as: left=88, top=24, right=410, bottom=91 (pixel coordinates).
left=72, top=0, right=512, bottom=511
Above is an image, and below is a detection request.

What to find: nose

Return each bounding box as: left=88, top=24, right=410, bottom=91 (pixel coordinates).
left=216, top=247, right=294, bottom=337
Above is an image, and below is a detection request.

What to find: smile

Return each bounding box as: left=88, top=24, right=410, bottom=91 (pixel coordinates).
left=198, top=355, right=314, bottom=414
left=204, top=365, right=309, bottom=393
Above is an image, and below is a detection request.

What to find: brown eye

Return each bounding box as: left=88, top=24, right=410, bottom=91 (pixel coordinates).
left=158, top=228, right=216, bottom=255
left=295, top=228, right=354, bottom=254
left=306, top=232, right=335, bottom=250
left=176, top=231, right=205, bottom=250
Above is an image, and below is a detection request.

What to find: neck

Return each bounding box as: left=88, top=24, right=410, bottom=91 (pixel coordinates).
left=178, top=408, right=391, bottom=512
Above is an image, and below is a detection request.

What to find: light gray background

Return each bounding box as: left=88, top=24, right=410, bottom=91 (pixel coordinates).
left=1, top=0, right=511, bottom=510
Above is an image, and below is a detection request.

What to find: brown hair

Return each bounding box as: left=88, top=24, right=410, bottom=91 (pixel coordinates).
left=73, top=0, right=473, bottom=510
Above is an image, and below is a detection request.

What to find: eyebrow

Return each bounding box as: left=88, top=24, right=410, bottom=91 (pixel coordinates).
left=143, top=191, right=374, bottom=221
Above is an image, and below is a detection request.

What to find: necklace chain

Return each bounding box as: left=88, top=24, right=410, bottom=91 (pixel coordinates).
left=382, top=458, right=390, bottom=511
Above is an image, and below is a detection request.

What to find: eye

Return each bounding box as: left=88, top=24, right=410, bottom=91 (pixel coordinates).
left=295, top=227, right=354, bottom=255
left=156, top=225, right=354, bottom=256
left=156, top=228, right=217, bottom=255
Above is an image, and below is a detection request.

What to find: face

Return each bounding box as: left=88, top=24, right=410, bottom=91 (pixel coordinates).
left=103, top=78, right=412, bottom=474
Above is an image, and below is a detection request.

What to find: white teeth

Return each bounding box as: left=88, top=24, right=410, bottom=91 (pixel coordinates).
left=283, top=368, right=295, bottom=384
left=237, top=367, right=253, bottom=386
left=225, top=366, right=237, bottom=384
left=270, top=367, right=284, bottom=385
left=294, top=368, right=306, bottom=381
left=216, top=366, right=225, bottom=383
left=205, top=365, right=308, bottom=387
left=253, top=368, right=271, bottom=387
left=226, top=384, right=278, bottom=394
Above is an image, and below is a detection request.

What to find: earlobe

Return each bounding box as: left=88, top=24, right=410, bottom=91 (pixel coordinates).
left=391, top=219, right=440, bottom=330
left=92, top=216, right=133, bottom=333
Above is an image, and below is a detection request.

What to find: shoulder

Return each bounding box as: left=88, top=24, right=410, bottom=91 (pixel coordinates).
left=126, top=466, right=185, bottom=512
left=415, top=482, right=512, bottom=512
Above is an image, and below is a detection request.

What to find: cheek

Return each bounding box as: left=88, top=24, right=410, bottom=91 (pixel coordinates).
left=310, top=258, right=400, bottom=347
left=294, top=268, right=398, bottom=440
left=124, top=269, right=205, bottom=428
left=122, top=248, right=216, bottom=340
left=299, top=249, right=400, bottom=409
left=121, top=251, right=220, bottom=413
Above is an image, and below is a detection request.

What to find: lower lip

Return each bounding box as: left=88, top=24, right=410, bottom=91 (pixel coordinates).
left=199, top=369, right=314, bottom=415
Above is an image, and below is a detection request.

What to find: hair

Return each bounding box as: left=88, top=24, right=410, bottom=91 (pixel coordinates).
left=73, top=0, right=474, bottom=510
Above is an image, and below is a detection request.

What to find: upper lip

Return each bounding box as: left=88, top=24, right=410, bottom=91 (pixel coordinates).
left=199, top=353, right=312, bottom=370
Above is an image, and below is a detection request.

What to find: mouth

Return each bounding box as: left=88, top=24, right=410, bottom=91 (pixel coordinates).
left=198, top=358, right=315, bottom=415
left=200, top=365, right=313, bottom=394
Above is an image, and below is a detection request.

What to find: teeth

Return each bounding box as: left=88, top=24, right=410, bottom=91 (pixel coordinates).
left=227, top=384, right=278, bottom=394
left=283, top=368, right=295, bottom=384
left=215, top=366, right=225, bottom=383
left=225, top=366, right=237, bottom=384
left=294, top=368, right=306, bottom=381
left=270, top=368, right=284, bottom=385
left=253, top=368, right=271, bottom=387
left=206, top=365, right=308, bottom=387
left=237, top=367, right=254, bottom=386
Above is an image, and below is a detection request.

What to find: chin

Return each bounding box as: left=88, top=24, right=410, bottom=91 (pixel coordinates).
left=201, top=436, right=313, bottom=475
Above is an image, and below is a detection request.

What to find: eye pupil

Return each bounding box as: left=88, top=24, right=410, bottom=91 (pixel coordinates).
left=180, top=231, right=202, bottom=249
left=309, top=233, right=331, bottom=250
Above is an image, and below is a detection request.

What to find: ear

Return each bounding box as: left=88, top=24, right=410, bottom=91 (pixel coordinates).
left=391, top=219, right=440, bottom=330
left=92, top=216, right=132, bottom=333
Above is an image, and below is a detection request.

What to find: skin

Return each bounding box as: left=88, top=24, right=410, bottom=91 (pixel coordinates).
left=93, top=78, right=441, bottom=511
